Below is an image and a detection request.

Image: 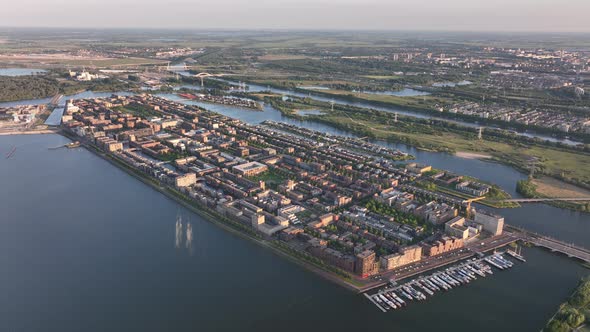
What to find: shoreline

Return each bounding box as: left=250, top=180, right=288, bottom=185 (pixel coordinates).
left=51, top=131, right=528, bottom=294
left=0, top=128, right=61, bottom=136
left=56, top=131, right=368, bottom=293
left=4, top=129, right=582, bottom=297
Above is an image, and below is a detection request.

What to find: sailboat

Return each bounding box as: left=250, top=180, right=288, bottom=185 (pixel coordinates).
left=506, top=245, right=526, bottom=262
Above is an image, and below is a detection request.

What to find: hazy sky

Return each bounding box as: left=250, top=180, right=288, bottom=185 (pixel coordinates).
left=2, top=0, right=590, bottom=32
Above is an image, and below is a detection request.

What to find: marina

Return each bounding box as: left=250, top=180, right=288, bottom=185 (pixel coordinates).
left=367, top=252, right=521, bottom=312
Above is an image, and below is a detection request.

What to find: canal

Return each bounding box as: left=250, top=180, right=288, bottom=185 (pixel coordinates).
left=4, top=87, right=588, bottom=246
left=216, top=78, right=583, bottom=146
left=158, top=91, right=590, bottom=247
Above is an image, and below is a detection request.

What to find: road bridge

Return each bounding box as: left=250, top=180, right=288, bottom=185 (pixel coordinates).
left=507, top=226, right=590, bottom=263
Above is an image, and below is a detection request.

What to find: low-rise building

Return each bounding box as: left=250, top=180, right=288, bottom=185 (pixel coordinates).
left=456, top=181, right=490, bottom=196
left=232, top=161, right=268, bottom=177
left=445, top=216, right=469, bottom=239
left=421, top=236, right=464, bottom=257
left=381, top=245, right=423, bottom=270
left=473, top=210, right=504, bottom=235
left=175, top=173, right=197, bottom=188
left=406, top=163, right=432, bottom=174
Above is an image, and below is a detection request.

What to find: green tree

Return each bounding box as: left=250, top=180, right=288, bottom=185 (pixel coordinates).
left=545, top=319, right=569, bottom=332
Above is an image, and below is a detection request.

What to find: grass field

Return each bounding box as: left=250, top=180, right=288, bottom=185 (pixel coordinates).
left=258, top=54, right=313, bottom=61
left=318, top=89, right=447, bottom=109
left=532, top=177, right=590, bottom=198
left=362, top=75, right=402, bottom=80
left=0, top=55, right=166, bottom=67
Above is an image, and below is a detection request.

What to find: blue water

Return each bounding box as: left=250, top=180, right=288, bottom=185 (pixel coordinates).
left=0, top=134, right=586, bottom=332
left=0, top=68, right=47, bottom=76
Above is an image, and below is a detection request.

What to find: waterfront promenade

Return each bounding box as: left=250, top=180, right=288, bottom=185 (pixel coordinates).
left=0, top=128, right=60, bottom=136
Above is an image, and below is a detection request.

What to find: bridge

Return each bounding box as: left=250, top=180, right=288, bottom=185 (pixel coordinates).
left=49, top=93, right=63, bottom=106
left=507, top=225, right=590, bottom=263
left=192, top=72, right=226, bottom=87
left=499, top=197, right=590, bottom=203
left=161, top=62, right=228, bottom=86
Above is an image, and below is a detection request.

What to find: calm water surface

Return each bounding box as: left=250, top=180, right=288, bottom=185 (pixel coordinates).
left=0, top=132, right=588, bottom=332
left=0, top=68, right=46, bottom=76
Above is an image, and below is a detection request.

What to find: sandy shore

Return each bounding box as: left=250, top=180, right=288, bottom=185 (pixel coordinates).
left=0, top=129, right=60, bottom=136
left=455, top=151, right=492, bottom=160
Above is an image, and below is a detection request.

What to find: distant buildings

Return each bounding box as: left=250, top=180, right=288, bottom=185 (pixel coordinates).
left=68, top=70, right=107, bottom=81
left=0, top=105, right=40, bottom=126
left=406, top=163, right=432, bottom=175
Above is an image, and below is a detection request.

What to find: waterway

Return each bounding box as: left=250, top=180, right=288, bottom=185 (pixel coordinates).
left=214, top=78, right=581, bottom=146
left=160, top=91, right=590, bottom=247
left=300, top=86, right=431, bottom=97
left=2, top=88, right=588, bottom=246
left=0, top=68, right=46, bottom=76
left=0, top=134, right=587, bottom=332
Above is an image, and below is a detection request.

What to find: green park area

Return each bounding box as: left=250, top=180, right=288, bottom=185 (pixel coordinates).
left=545, top=277, right=590, bottom=332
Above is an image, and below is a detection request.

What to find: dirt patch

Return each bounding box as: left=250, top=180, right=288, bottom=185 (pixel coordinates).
left=455, top=151, right=492, bottom=159
left=258, top=54, right=310, bottom=61
left=532, top=176, right=590, bottom=198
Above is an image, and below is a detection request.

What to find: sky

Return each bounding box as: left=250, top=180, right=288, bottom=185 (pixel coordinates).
left=1, top=0, right=590, bottom=32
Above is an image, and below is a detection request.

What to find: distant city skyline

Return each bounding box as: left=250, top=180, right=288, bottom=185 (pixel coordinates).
left=1, top=0, right=590, bottom=32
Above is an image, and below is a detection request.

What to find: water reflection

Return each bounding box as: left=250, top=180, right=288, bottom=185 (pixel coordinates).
left=175, top=214, right=193, bottom=255
left=175, top=215, right=183, bottom=248
left=186, top=223, right=193, bottom=253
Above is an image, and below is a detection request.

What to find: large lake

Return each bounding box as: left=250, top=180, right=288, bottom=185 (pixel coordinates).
left=0, top=133, right=587, bottom=332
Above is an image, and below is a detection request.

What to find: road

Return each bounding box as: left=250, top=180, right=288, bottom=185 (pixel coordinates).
left=358, top=233, right=518, bottom=292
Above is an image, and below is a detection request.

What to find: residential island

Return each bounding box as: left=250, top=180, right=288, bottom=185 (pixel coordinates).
left=27, top=93, right=563, bottom=293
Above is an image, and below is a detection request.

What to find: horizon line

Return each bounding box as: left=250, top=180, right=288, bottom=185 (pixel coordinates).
left=1, top=26, right=590, bottom=35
